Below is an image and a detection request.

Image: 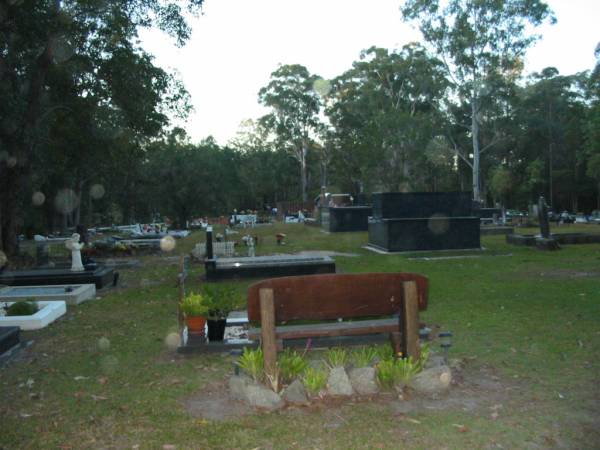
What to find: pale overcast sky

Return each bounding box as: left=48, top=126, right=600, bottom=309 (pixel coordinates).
left=139, top=0, right=600, bottom=145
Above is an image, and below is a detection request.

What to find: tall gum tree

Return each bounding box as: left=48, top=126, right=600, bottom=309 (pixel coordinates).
left=0, top=0, right=202, bottom=256
left=401, top=0, right=555, bottom=202
left=258, top=64, right=322, bottom=202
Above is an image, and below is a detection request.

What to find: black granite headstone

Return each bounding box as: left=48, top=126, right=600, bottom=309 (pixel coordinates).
left=368, top=192, right=480, bottom=252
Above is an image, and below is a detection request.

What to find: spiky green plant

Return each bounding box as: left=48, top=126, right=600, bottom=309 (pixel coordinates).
left=302, top=367, right=328, bottom=395
left=373, top=343, right=395, bottom=362
left=277, top=349, right=308, bottom=383
left=237, top=347, right=264, bottom=382
left=376, top=356, right=420, bottom=389
left=325, top=347, right=348, bottom=368
left=350, top=346, right=379, bottom=367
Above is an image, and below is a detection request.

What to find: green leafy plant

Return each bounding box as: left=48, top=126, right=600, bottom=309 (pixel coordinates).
left=373, top=343, right=395, bottom=362
left=302, top=366, right=328, bottom=395
left=180, top=292, right=209, bottom=317
left=201, top=285, right=239, bottom=320
left=415, top=343, right=430, bottom=372
left=376, top=356, right=420, bottom=389
left=4, top=300, right=39, bottom=316
left=351, top=346, right=380, bottom=367
left=325, top=347, right=348, bottom=368
left=237, top=347, right=264, bottom=382
left=277, top=349, right=308, bottom=383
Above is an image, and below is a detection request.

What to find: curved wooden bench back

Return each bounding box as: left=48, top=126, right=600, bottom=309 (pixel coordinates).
left=247, top=273, right=428, bottom=322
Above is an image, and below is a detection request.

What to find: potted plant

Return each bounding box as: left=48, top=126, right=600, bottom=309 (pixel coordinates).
left=181, top=292, right=209, bottom=337
left=202, top=285, right=238, bottom=342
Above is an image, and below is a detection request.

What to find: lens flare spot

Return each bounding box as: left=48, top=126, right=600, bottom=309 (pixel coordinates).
left=0, top=251, right=7, bottom=267
left=160, top=236, right=176, bottom=252
left=90, top=184, right=105, bottom=200
left=6, top=156, right=17, bottom=168
left=164, top=332, right=181, bottom=350
left=313, top=78, right=332, bottom=96
left=428, top=214, right=450, bottom=235
left=32, top=191, right=46, bottom=206
left=97, top=337, right=111, bottom=351
left=54, top=188, right=79, bottom=215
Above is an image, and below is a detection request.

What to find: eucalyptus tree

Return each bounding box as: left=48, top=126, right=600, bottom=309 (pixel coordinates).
left=401, top=0, right=555, bottom=202
left=326, top=45, right=448, bottom=192
left=584, top=43, right=600, bottom=209
left=258, top=64, right=323, bottom=202
left=0, top=0, right=202, bottom=255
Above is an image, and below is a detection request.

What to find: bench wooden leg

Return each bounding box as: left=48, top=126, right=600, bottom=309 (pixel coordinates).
left=259, top=288, right=278, bottom=381
left=402, top=281, right=421, bottom=360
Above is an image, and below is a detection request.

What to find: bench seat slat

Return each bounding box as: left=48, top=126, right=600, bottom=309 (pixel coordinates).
left=247, top=317, right=399, bottom=340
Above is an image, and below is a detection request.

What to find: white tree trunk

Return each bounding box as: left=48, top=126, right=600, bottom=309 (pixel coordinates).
left=471, top=99, right=481, bottom=203
left=300, top=139, right=308, bottom=202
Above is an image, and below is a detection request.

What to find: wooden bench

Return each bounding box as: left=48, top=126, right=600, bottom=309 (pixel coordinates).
left=247, top=273, right=428, bottom=375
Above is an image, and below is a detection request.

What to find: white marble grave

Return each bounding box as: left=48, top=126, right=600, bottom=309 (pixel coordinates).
left=0, top=284, right=96, bottom=305
left=0, top=301, right=67, bottom=330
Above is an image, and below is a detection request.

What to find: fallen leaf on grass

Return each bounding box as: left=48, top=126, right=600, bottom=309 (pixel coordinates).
left=395, top=414, right=421, bottom=424
left=73, top=391, right=86, bottom=399
left=452, top=423, right=469, bottom=432
left=91, top=395, right=108, bottom=401
left=491, top=412, right=499, bottom=420
left=74, top=376, right=89, bottom=381
left=97, top=377, right=108, bottom=385
left=20, top=412, right=33, bottom=418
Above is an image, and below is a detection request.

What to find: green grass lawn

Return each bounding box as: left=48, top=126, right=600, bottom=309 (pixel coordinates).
left=1, top=223, right=599, bottom=449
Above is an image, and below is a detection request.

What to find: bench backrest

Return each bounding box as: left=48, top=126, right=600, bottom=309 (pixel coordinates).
left=247, top=273, right=428, bottom=322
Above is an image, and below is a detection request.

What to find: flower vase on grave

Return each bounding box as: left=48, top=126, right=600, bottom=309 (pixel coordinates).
left=207, top=319, right=227, bottom=341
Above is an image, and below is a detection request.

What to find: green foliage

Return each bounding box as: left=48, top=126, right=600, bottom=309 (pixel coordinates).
left=201, top=285, right=240, bottom=319
left=180, top=292, right=209, bottom=317
left=376, top=357, right=420, bottom=389
left=5, top=301, right=39, bottom=316
left=350, top=346, right=380, bottom=367
left=277, top=349, right=308, bottom=384
left=325, top=347, right=348, bottom=368
left=373, top=344, right=395, bottom=362
left=237, top=348, right=264, bottom=382
left=302, top=366, right=328, bottom=395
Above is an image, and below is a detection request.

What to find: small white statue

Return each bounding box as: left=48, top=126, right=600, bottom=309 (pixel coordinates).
left=65, top=233, right=84, bottom=272
left=247, top=236, right=255, bottom=257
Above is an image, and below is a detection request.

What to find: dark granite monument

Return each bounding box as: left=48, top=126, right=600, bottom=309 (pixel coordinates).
left=320, top=206, right=372, bottom=232
left=0, top=266, right=117, bottom=289
left=368, top=192, right=481, bottom=252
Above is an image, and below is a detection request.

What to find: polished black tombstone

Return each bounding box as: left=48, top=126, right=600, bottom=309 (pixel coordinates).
left=0, top=266, right=116, bottom=289
left=368, top=192, right=480, bottom=252
left=320, top=206, right=372, bottom=232
left=205, top=255, right=335, bottom=281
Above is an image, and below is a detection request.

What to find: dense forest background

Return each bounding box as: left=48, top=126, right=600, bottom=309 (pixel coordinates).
left=1, top=0, right=600, bottom=255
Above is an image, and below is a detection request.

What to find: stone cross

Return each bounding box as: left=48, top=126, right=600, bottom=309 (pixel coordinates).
left=537, top=196, right=550, bottom=238
left=65, top=233, right=84, bottom=272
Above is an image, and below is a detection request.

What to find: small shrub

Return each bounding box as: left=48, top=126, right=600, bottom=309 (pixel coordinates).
left=302, top=367, right=328, bottom=395
left=351, top=346, right=379, bottom=367
left=376, top=356, right=420, bottom=389
left=415, top=343, right=430, bottom=372
left=201, top=285, right=240, bottom=319
left=237, top=347, right=264, bottom=382
left=373, top=343, right=395, bottom=362
left=180, top=292, right=209, bottom=317
left=325, top=347, right=348, bottom=368
left=5, top=301, right=39, bottom=316
left=278, top=349, right=308, bottom=383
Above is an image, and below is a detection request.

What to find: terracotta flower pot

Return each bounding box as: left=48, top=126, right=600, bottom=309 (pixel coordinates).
left=186, top=316, right=207, bottom=337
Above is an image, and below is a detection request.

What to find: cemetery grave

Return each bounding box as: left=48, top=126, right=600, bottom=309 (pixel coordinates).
left=368, top=192, right=481, bottom=252
left=0, top=224, right=599, bottom=449
left=0, top=284, right=96, bottom=305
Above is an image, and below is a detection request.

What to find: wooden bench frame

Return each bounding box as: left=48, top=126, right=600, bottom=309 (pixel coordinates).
left=246, top=273, right=428, bottom=377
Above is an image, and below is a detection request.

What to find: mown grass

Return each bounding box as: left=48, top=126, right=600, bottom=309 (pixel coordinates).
left=1, top=223, right=599, bottom=449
